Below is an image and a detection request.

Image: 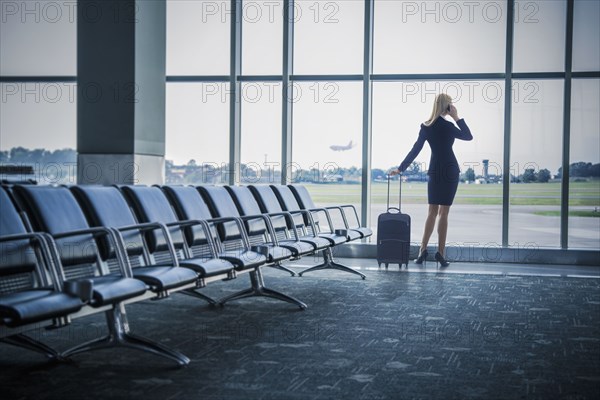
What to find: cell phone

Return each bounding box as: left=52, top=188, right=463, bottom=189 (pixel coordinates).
left=447, top=105, right=451, bottom=112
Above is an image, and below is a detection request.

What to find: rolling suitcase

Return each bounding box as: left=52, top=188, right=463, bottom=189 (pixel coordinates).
left=377, top=175, right=411, bottom=268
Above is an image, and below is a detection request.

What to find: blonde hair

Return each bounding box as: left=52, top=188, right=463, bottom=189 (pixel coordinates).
left=424, top=93, right=453, bottom=126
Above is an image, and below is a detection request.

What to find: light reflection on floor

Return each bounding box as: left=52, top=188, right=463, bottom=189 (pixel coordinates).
left=284, top=257, right=600, bottom=278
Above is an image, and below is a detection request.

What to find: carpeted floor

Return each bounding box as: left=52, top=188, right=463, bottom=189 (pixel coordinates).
left=1, top=267, right=599, bottom=400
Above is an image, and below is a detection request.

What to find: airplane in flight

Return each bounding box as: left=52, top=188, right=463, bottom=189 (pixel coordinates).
left=329, top=140, right=356, bottom=151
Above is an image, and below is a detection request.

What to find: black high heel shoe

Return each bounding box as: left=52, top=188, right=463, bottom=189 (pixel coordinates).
left=435, top=252, right=450, bottom=267
left=414, top=250, right=428, bottom=265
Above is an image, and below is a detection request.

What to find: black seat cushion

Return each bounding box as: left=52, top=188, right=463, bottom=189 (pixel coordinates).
left=269, top=185, right=307, bottom=228
left=355, top=227, right=373, bottom=238
left=0, top=188, right=36, bottom=275
left=197, top=186, right=243, bottom=240
left=288, top=185, right=318, bottom=210
left=277, top=240, right=315, bottom=256
left=318, top=233, right=348, bottom=246
left=264, top=245, right=293, bottom=263
left=120, top=186, right=185, bottom=253
left=12, top=185, right=99, bottom=266
left=161, top=186, right=217, bottom=247
left=247, top=185, right=289, bottom=231
left=218, top=250, right=267, bottom=270
left=71, top=186, right=145, bottom=259
left=0, top=289, right=83, bottom=327
left=225, top=186, right=267, bottom=235
left=178, top=258, right=234, bottom=278
left=295, top=236, right=331, bottom=251
left=77, top=276, right=147, bottom=307
left=251, top=186, right=331, bottom=250
left=132, top=266, right=198, bottom=291
left=345, top=230, right=363, bottom=241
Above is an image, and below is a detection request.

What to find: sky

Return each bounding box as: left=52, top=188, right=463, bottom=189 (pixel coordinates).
left=1, top=0, right=599, bottom=176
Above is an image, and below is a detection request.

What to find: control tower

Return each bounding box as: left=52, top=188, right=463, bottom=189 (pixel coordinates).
left=482, top=159, right=489, bottom=181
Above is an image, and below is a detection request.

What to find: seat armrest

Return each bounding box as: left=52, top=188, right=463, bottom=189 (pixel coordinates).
left=64, top=279, right=94, bottom=302
left=307, top=207, right=337, bottom=233
left=239, top=214, right=279, bottom=245
left=335, top=229, right=349, bottom=238
left=324, top=206, right=351, bottom=229
left=250, top=245, right=270, bottom=257
left=338, top=204, right=362, bottom=228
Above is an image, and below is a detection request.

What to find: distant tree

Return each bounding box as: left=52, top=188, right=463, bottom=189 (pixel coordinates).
left=9, top=147, right=30, bottom=163
left=404, top=161, right=421, bottom=175
left=570, top=161, right=592, bottom=177
left=0, top=151, right=9, bottom=162
left=47, top=148, right=76, bottom=163
left=30, top=149, right=46, bottom=163
left=558, top=162, right=599, bottom=178
left=537, top=168, right=551, bottom=183
left=335, top=167, right=347, bottom=178
left=371, top=168, right=385, bottom=180
left=521, top=168, right=537, bottom=183
left=241, top=164, right=258, bottom=180
left=464, top=167, right=475, bottom=182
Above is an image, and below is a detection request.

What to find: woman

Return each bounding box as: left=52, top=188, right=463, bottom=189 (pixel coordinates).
left=390, top=93, right=472, bottom=267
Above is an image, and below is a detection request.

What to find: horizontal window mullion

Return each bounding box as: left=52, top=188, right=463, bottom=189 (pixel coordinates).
left=0, top=76, right=77, bottom=83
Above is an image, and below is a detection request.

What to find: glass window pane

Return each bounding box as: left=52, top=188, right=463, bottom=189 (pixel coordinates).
left=374, top=1, right=506, bottom=74
left=513, top=0, right=566, bottom=73
left=371, top=81, right=504, bottom=248
left=167, top=0, right=230, bottom=75
left=294, top=0, right=364, bottom=74
left=0, top=82, right=77, bottom=184
left=0, top=0, right=76, bottom=75
left=241, top=82, right=282, bottom=184
left=573, top=0, right=600, bottom=72
left=242, top=0, right=283, bottom=75
left=569, top=79, right=600, bottom=249
left=165, top=83, right=229, bottom=184
left=292, top=81, right=363, bottom=225
left=510, top=79, right=563, bottom=248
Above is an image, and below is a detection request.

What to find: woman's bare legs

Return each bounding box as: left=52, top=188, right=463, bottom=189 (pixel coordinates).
left=436, top=205, right=451, bottom=256
left=420, top=204, right=439, bottom=255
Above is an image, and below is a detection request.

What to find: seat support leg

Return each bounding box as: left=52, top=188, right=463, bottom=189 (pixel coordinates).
left=218, top=269, right=307, bottom=310
left=2, top=333, right=66, bottom=361
left=181, top=288, right=219, bottom=306
left=298, top=248, right=366, bottom=279
left=268, top=262, right=296, bottom=277
left=61, top=304, right=190, bottom=366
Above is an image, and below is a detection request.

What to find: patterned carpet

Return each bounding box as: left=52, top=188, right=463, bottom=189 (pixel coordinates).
left=2, top=267, right=599, bottom=400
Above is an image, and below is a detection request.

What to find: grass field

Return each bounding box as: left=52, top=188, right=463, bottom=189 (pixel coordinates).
left=304, top=180, right=600, bottom=207
left=534, top=210, right=600, bottom=218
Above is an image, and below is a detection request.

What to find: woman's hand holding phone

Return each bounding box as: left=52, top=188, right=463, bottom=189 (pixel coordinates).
left=448, top=104, right=459, bottom=121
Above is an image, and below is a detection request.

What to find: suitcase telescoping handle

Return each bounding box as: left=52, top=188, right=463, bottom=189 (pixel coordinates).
left=387, top=173, right=402, bottom=213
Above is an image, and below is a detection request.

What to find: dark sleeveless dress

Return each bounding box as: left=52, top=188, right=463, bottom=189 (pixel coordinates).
left=398, top=117, right=473, bottom=206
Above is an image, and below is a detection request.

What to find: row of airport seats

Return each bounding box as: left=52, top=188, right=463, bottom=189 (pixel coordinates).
left=0, top=183, right=371, bottom=366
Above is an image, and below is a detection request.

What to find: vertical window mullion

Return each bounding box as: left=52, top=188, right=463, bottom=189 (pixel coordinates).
left=502, top=0, right=515, bottom=247
left=561, top=0, right=575, bottom=249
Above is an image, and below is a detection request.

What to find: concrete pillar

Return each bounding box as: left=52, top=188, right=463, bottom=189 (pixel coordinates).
left=77, top=0, right=166, bottom=185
